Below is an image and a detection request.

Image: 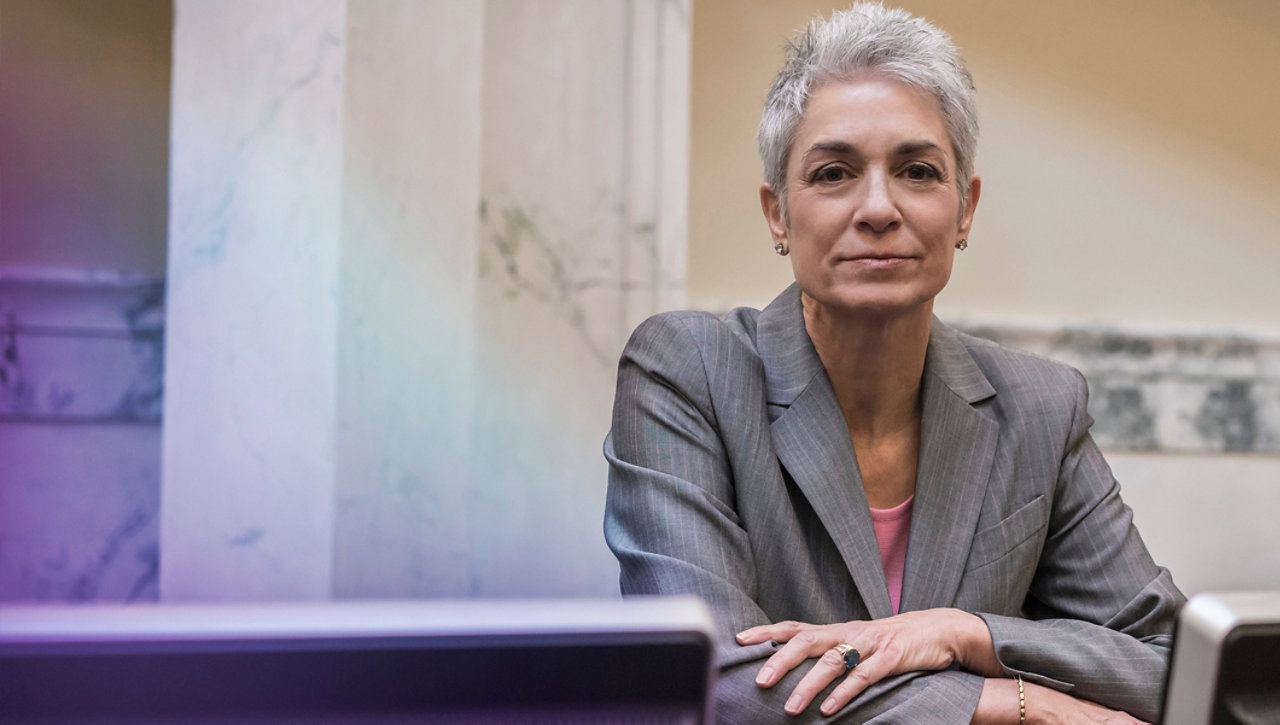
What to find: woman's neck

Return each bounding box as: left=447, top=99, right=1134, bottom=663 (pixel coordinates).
left=801, top=294, right=932, bottom=438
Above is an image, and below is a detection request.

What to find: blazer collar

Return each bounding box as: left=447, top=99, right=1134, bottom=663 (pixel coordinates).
left=759, top=284, right=999, bottom=616
left=899, top=328, right=999, bottom=612
left=757, top=284, right=825, bottom=410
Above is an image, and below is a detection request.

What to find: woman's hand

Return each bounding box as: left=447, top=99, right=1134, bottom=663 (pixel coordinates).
left=736, top=608, right=1001, bottom=716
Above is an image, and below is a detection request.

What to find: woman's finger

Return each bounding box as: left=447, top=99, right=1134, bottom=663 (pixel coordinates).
left=782, top=645, right=855, bottom=715
left=753, top=626, right=839, bottom=687
left=735, top=620, right=805, bottom=645
left=819, top=643, right=902, bottom=715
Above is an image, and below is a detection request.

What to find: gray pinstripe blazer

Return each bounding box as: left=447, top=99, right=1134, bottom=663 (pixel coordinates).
left=604, top=284, right=1184, bottom=723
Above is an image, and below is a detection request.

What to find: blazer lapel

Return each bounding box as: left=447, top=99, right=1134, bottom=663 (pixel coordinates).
left=757, top=285, right=895, bottom=619
left=898, top=321, right=999, bottom=612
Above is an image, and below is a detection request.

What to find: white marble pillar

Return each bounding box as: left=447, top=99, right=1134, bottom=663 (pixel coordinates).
left=164, top=0, right=487, bottom=601
left=470, top=0, right=690, bottom=595
left=332, top=1, right=483, bottom=598
left=163, top=0, right=687, bottom=600
left=162, top=0, right=348, bottom=600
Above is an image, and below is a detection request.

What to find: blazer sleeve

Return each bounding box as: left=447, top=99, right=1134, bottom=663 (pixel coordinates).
left=605, top=313, right=984, bottom=723
left=977, top=368, right=1184, bottom=723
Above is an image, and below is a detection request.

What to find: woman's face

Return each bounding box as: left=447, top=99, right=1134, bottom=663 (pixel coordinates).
left=761, top=75, right=980, bottom=319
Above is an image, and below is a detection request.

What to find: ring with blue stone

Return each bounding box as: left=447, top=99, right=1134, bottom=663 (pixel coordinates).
left=833, top=643, right=860, bottom=670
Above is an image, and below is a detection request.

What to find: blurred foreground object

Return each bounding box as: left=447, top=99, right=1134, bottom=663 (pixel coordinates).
left=1164, top=590, right=1280, bottom=724
left=0, top=596, right=715, bottom=723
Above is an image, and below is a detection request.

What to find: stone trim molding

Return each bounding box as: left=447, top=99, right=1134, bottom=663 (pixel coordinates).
left=950, top=318, right=1280, bottom=454
left=0, top=267, right=164, bottom=424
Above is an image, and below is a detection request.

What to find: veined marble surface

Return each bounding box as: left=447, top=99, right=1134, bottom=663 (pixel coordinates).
left=471, top=0, right=690, bottom=595
left=0, top=267, right=161, bottom=602
left=952, top=319, right=1280, bottom=454
left=0, top=268, right=163, bottom=423
left=330, top=0, right=484, bottom=599
left=162, top=0, right=346, bottom=601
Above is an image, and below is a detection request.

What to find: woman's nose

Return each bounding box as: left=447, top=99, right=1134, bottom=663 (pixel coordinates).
left=851, top=171, right=901, bottom=234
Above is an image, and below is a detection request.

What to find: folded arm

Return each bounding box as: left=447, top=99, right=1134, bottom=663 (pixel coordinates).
left=976, top=369, right=1183, bottom=721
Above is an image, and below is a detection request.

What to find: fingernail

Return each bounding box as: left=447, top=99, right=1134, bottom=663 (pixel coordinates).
left=785, top=695, right=802, bottom=714
left=821, top=698, right=836, bottom=714
left=735, top=630, right=749, bottom=642
left=755, top=666, right=774, bottom=686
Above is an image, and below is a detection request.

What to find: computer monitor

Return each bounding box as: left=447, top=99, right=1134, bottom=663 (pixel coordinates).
left=0, top=596, right=716, bottom=723
left=1163, top=590, right=1280, bottom=725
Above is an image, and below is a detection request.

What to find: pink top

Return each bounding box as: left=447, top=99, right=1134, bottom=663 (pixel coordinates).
left=869, top=495, right=914, bottom=615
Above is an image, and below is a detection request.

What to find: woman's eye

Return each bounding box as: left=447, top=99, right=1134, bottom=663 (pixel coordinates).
left=813, top=166, right=847, bottom=183
left=904, top=163, right=940, bottom=181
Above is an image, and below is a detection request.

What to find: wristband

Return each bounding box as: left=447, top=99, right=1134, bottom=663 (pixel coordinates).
left=1016, top=675, right=1026, bottom=725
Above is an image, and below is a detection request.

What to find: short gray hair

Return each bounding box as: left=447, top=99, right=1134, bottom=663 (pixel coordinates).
left=758, top=3, right=979, bottom=214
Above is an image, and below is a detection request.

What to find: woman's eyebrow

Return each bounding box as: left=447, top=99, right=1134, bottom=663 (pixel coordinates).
left=801, top=140, right=856, bottom=161
left=801, top=139, right=945, bottom=162
left=894, top=140, right=944, bottom=156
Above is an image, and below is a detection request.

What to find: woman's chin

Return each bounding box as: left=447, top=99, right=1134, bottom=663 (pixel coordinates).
left=804, top=288, right=938, bottom=321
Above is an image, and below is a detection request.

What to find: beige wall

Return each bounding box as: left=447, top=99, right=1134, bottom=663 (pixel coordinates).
left=689, top=0, right=1280, bottom=329
left=0, top=0, right=171, bottom=275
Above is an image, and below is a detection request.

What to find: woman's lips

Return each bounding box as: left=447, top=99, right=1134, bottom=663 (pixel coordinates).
left=843, top=255, right=913, bottom=269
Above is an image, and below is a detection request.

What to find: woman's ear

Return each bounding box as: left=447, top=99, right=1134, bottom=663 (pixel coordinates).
left=760, top=183, right=789, bottom=248
left=958, top=175, right=981, bottom=238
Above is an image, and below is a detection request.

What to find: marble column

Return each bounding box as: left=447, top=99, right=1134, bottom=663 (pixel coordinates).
left=162, top=0, right=349, bottom=600
left=332, top=1, right=483, bottom=598
left=162, top=0, right=687, bottom=600
left=471, top=0, right=690, bottom=595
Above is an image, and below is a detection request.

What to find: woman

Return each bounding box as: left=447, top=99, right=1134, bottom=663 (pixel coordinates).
left=604, top=3, right=1183, bottom=723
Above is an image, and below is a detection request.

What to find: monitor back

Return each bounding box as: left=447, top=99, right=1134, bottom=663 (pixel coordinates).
left=0, top=597, right=716, bottom=724
left=1163, top=590, right=1280, bottom=725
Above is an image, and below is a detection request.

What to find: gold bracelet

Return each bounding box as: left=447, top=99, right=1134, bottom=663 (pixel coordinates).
left=1016, top=674, right=1026, bottom=725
